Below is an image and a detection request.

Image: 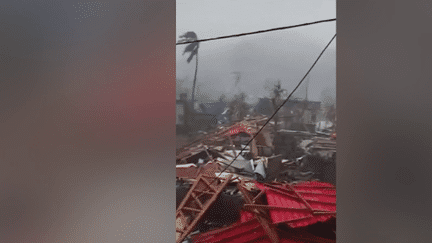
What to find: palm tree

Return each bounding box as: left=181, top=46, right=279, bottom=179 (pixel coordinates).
left=228, top=92, right=249, bottom=122
left=179, top=31, right=199, bottom=109
left=271, top=80, right=287, bottom=132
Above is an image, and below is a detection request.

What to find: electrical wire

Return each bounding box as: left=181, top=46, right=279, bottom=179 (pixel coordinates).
left=176, top=18, right=335, bottom=45
left=195, top=33, right=337, bottom=198
left=218, top=33, right=336, bottom=175
left=178, top=34, right=336, bottom=239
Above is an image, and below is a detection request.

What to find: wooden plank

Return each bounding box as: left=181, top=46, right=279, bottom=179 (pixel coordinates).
left=252, top=189, right=266, bottom=204
left=238, top=182, right=280, bottom=243
left=244, top=204, right=311, bottom=211
left=190, top=192, right=203, bottom=209
left=183, top=206, right=202, bottom=213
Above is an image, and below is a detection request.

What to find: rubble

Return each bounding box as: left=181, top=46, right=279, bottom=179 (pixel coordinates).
left=176, top=117, right=336, bottom=243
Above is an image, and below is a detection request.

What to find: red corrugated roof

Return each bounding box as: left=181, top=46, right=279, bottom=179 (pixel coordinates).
left=192, top=208, right=334, bottom=243
left=255, top=181, right=336, bottom=228
left=191, top=181, right=336, bottom=242
left=239, top=210, right=255, bottom=223
left=227, top=124, right=253, bottom=136
left=192, top=213, right=310, bottom=243
left=192, top=218, right=267, bottom=243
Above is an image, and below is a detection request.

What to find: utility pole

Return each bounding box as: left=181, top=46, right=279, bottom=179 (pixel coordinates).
left=231, top=71, right=242, bottom=95
left=231, top=72, right=241, bottom=86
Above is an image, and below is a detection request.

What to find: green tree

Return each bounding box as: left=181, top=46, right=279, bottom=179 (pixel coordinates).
left=179, top=31, right=199, bottom=109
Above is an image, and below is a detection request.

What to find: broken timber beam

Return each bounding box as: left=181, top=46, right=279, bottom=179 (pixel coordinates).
left=237, top=182, right=280, bottom=243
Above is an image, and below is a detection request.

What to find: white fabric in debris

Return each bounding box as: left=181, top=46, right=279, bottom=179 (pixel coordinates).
left=216, top=154, right=249, bottom=170
left=176, top=164, right=197, bottom=168
left=215, top=173, right=240, bottom=182
left=254, top=162, right=266, bottom=178
left=224, top=150, right=248, bottom=158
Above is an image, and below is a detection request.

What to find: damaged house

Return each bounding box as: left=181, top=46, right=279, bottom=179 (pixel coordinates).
left=253, top=98, right=322, bottom=132
left=176, top=115, right=336, bottom=243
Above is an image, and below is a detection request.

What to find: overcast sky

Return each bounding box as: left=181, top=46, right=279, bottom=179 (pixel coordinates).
left=176, top=0, right=336, bottom=104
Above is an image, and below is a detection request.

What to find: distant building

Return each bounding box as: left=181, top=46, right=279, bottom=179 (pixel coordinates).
left=200, top=101, right=226, bottom=117
left=253, top=97, right=321, bottom=125
left=176, top=93, right=191, bottom=134
left=253, top=98, right=274, bottom=116
left=176, top=93, right=219, bottom=134
left=200, top=101, right=230, bottom=125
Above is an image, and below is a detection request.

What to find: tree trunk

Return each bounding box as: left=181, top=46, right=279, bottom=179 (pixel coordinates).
left=191, top=51, right=199, bottom=110
left=272, top=97, right=279, bottom=135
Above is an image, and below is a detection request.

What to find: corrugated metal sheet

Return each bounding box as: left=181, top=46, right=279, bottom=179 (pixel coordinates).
left=192, top=207, right=334, bottom=243
left=176, top=164, right=198, bottom=179
left=255, top=181, right=336, bottom=228
left=259, top=238, right=311, bottom=243
left=226, top=124, right=254, bottom=136
left=192, top=215, right=309, bottom=243
left=239, top=210, right=255, bottom=223
left=176, top=162, right=221, bottom=179
left=192, top=218, right=267, bottom=243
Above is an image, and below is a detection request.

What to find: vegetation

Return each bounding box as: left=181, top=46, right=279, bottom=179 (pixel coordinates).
left=179, top=31, right=199, bottom=108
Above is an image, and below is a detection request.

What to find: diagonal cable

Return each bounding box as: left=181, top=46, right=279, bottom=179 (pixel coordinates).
left=185, top=33, right=337, bottom=215
left=217, top=33, right=336, bottom=175
left=176, top=18, right=336, bottom=45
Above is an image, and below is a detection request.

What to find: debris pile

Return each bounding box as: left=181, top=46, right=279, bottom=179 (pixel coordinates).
left=176, top=117, right=336, bottom=243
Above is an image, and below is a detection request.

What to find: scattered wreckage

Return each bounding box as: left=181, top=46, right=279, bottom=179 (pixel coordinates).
left=176, top=117, right=336, bottom=243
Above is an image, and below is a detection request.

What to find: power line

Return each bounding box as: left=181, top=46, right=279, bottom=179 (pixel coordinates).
left=176, top=18, right=336, bottom=45
left=195, top=33, right=336, bottom=199
left=219, top=33, right=336, bottom=174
